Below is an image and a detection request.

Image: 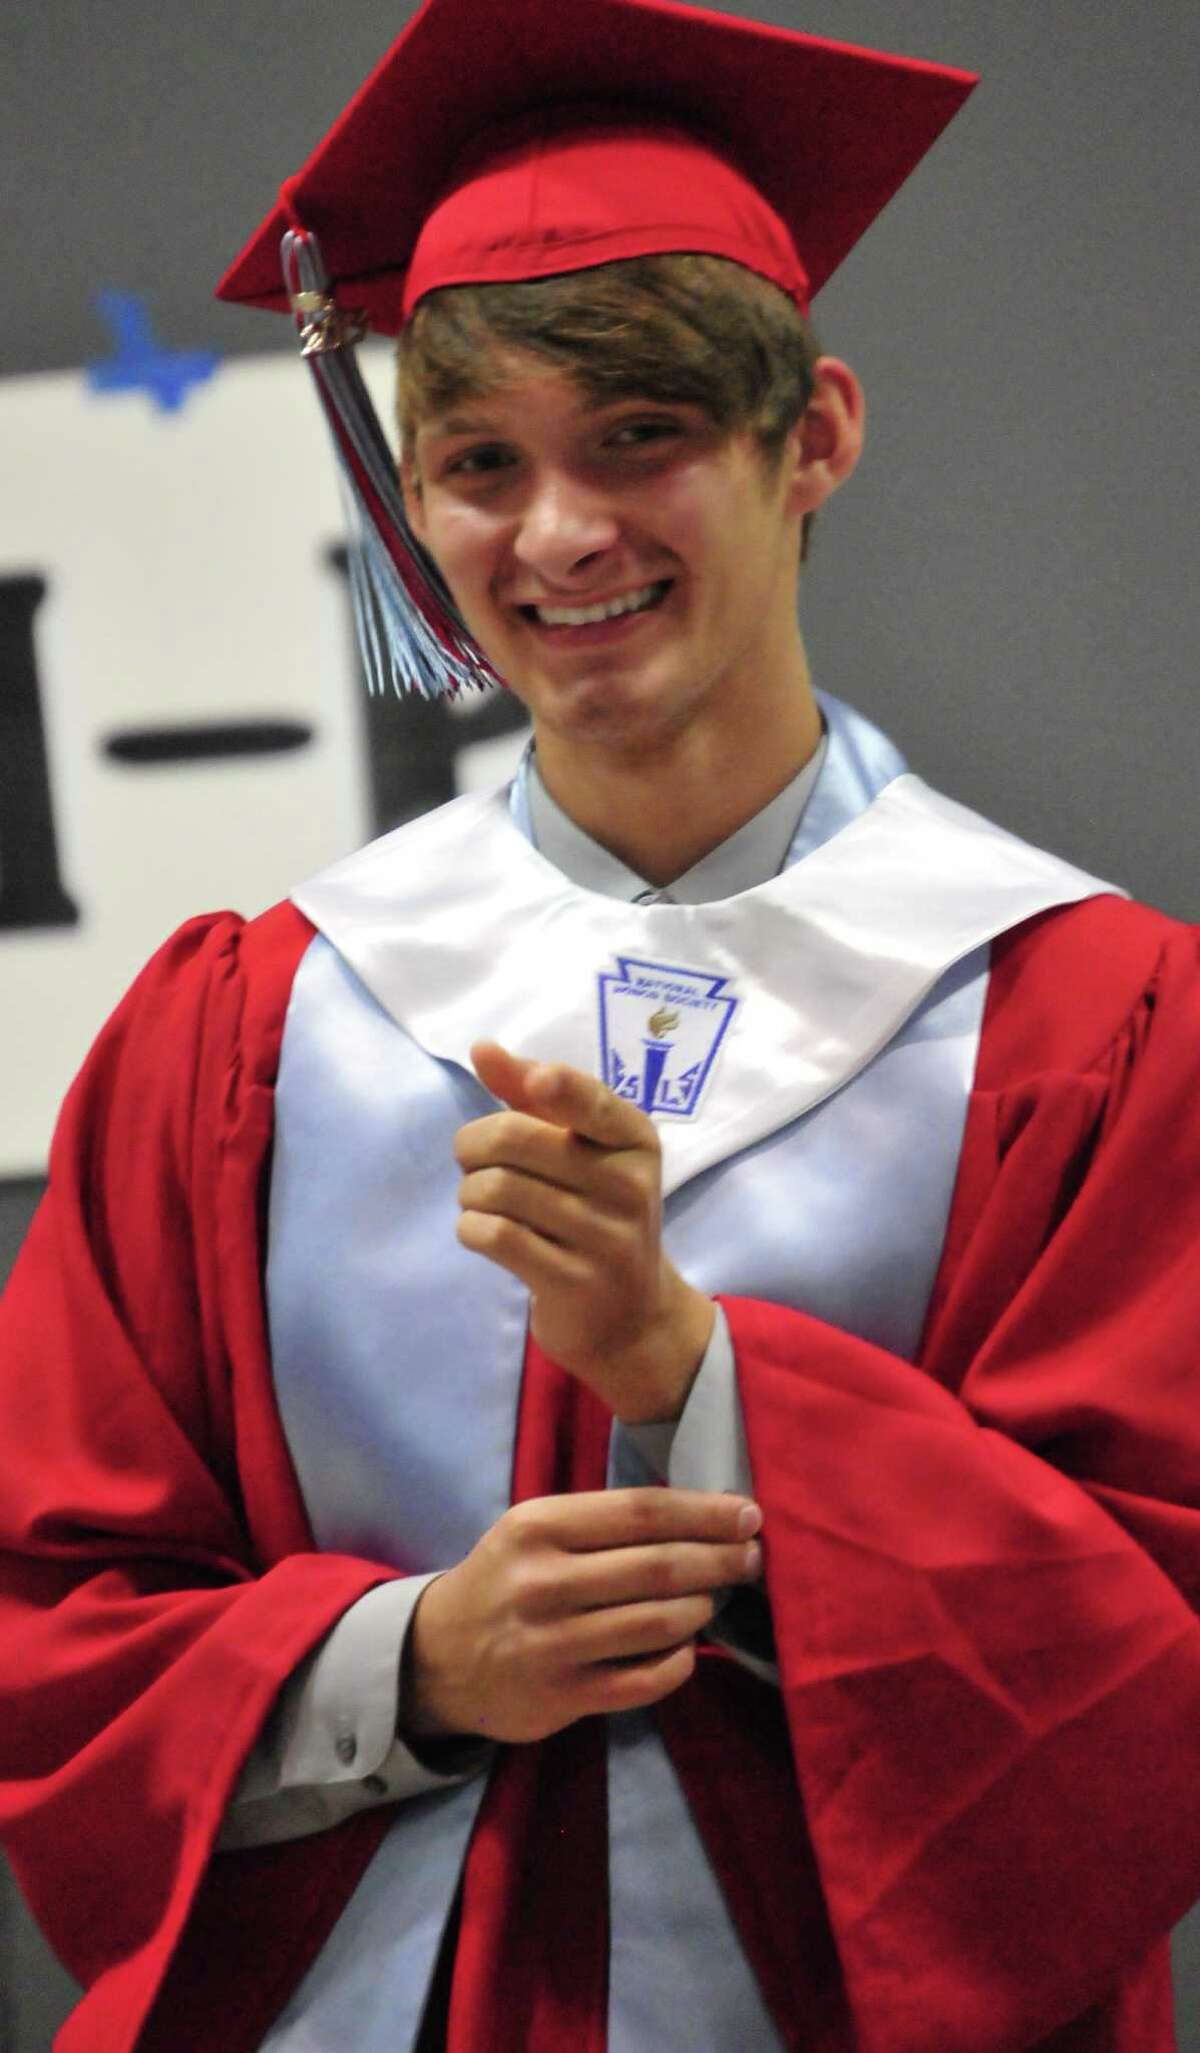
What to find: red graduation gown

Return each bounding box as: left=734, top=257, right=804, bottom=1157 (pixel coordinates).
left=0, top=892, right=1198, bottom=2052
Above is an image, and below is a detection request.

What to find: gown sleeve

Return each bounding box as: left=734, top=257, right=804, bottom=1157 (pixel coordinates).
left=0, top=909, right=404, bottom=2051
left=724, top=896, right=1200, bottom=2052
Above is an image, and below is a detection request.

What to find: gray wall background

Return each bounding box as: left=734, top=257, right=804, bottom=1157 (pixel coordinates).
left=2, top=0, right=1197, bottom=2046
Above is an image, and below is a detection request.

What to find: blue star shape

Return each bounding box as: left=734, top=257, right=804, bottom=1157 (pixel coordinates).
left=87, top=291, right=220, bottom=414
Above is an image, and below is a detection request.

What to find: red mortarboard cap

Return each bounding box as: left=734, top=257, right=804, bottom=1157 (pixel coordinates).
left=217, top=0, right=977, bottom=330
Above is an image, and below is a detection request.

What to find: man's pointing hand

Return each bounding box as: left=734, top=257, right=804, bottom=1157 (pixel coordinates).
left=454, top=1040, right=715, bottom=1423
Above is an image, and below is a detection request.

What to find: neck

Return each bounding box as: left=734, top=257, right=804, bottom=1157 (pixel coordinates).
left=530, top=667, right=823, bottom=888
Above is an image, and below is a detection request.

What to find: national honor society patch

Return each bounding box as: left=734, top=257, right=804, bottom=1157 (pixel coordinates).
left=597, top=956, right=739, bottom=1117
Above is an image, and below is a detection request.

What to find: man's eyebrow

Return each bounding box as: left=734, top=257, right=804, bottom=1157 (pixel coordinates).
left=421, top=394, right=685, bottom=438
left=421, top=413, right=504, bottom=438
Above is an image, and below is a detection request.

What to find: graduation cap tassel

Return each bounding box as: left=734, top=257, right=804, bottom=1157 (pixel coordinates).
left=280, top=228, right=500, bottom=700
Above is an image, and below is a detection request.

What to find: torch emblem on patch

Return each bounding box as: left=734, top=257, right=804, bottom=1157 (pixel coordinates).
left=597, top=957, right=739, bottom=1118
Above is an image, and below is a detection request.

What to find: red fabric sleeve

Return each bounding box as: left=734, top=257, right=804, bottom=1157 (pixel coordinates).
left=0, top=907, right=400, bottom=2053
left=726, top=898, right=1200, bottom=2052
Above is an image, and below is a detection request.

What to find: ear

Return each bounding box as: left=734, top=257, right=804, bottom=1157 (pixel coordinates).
left=784, top=357, right=866, bottom=514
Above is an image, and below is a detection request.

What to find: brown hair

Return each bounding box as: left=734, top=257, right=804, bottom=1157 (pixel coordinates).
left=396, top=253, right=822, bottom=558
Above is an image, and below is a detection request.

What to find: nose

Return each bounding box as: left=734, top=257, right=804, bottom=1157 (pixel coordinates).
left=511, top=470, right=621, bottom=583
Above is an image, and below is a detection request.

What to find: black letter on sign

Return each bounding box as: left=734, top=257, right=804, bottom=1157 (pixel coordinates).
left=0, top=576, right=80, bottom=930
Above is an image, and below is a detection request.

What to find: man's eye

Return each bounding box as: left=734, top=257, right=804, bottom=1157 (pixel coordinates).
left=608, top=419, right=681, bottom=449
left=444, top=446, right=514, bottom=477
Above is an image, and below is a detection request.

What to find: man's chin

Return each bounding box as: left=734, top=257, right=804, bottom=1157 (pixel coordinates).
left=528, top=677, right=709, bottom=763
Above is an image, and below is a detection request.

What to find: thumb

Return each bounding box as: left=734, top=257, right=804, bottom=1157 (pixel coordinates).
left=470, top=1040, right=541, bottom=1112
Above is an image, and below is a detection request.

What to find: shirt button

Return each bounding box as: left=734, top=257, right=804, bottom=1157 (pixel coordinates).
left=362, top=1773, right=389, bottom=1797
left=335, top=1730, right=358, bottom=1766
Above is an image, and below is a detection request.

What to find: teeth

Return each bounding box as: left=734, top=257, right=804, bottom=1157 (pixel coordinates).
left=534, top=581, right=666, bottom=628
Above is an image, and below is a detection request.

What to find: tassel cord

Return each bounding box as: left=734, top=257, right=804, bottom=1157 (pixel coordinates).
left=280, top=227, right=499, bottom=699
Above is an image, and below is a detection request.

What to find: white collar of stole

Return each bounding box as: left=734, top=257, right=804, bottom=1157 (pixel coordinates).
left=292, top=773, right=1119, bottom=1198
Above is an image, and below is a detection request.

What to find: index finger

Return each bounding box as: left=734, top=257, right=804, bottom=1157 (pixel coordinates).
left=517, top=1055, right=657, bottom=1152
left=518, top=1488, right=763, bottom=1551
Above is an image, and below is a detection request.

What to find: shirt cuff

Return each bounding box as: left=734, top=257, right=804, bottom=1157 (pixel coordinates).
left=219, top=1574, right=492, bottom=1850
left=617, top=1305, right=777, bottom=1686
left=621, top=1304, right=753, bottom=1496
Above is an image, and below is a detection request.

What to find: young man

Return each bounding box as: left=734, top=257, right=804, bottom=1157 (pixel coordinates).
left=3, top=2, right=1200, bottom=2050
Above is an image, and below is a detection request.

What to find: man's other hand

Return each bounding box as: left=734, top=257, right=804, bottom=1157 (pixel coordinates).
left=402, top=1488, right=763, bottom=1744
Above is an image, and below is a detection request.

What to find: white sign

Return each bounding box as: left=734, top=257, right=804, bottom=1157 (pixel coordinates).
left=0, top=344, right=524, bottom=1173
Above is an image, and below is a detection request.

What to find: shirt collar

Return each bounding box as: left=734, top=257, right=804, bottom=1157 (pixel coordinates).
left=525, top=733, right=828, bottom=903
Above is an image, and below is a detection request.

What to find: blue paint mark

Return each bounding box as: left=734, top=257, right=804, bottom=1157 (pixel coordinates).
left=87, top=291, right=220, bottom=414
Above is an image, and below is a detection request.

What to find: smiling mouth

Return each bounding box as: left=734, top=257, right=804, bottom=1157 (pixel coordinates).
left=518, top=579, right=673, bottom=629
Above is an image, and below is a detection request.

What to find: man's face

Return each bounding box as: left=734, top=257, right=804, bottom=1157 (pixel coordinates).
left=404, top=355, right=810, bottom=761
